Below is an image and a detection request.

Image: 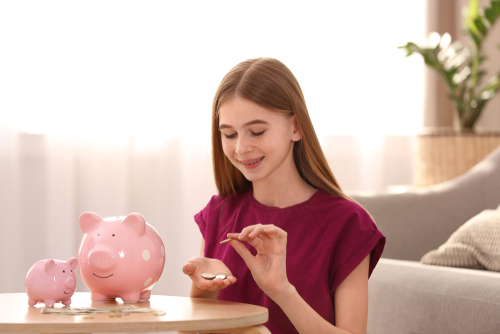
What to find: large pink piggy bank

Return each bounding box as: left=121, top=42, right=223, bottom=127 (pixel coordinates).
left=25, top=258, right=78, bottom=307
left=78, top=212, right=165, bottom=303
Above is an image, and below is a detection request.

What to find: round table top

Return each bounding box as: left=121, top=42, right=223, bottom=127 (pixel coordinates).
left=0, top=292, right=269, bottom=333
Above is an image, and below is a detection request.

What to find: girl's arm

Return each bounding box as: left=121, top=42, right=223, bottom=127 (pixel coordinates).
left=183, top=237, right=237, bottom=299
left=275, top=254, right=369, bottom=334
left=228, top=225, right=370, bottom=334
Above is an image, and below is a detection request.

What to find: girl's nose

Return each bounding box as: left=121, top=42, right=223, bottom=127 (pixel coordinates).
left=235, top=135, right=251, bottom=155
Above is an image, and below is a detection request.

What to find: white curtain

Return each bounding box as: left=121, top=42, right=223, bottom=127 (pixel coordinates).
left=0, top=132, right=415, bottom=296
left=0, top=1, right=424, bottom=297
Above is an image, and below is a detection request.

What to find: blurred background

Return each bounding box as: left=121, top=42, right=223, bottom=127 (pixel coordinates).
left=0, top=0, right=498, bottom=300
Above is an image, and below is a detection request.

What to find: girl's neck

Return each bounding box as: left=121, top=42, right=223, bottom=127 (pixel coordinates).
left=252, top=169, right=317, bottom=209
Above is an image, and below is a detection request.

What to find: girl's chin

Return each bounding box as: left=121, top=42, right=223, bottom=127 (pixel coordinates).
left=239, top=170, right=263, bottom=182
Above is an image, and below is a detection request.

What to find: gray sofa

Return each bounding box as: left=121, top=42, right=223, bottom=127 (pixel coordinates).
left=351, top=145, right=500, bottom=334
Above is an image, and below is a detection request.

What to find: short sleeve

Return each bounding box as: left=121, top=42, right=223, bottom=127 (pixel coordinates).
left=194, top=194, right=222, bottom=241
left=330, top=203, right=386, bottom=295
left=193, top=191, right=248, bottom=253
left=194, top=202, right=209, bottom=238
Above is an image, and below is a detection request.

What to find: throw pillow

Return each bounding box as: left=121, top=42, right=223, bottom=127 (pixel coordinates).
left=420, top=207, right=500, bottom=271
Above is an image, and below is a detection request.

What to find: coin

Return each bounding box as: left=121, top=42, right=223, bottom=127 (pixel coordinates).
left=201, top=273, right=216, bottom=280
left=82, top=316, right=94, bottom=319
left=152, top=311, right=166, bottom=316
left=215, top=273, right=227, bottom=280
left=220, top=238, right=233, bottom=244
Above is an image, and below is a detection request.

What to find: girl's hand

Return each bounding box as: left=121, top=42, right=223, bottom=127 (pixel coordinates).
left=227, top=224, right=292, bottom=301
left=182, top=257, right=237, bottom=292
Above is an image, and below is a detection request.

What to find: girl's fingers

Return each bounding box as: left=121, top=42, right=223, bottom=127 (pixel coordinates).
left=248, top=225, right=269, bottom=239
left=231, top=224, right=279, bottom=241
left=238, top=224, right=261, bottom=240
left=227, top=232, right=240, bottom=240
left=226, top=225, right=285, bottom=252
left=264, top=226, right=287, bottom=246
left=228, top=239, right=255, bottom=267
left=182, top=263, right=194, bottom=276
left=207, top=281, right=220, bottom=291
left=244, top=233, right=264, bottom=249
left=263, top=225, right=287, bottom=238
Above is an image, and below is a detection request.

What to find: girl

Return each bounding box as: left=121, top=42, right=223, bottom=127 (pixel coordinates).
left=182, top=57, right=385, bottom=334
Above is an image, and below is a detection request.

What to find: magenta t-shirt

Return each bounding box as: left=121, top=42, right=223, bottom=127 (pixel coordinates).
left=194, top=187, right=385, bottom=334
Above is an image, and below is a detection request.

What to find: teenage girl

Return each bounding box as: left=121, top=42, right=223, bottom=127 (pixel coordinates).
left=182, top=57, right=385, bottom=334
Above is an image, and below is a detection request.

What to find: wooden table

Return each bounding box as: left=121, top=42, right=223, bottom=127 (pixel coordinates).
left=0, top=292, right=270, bottom=334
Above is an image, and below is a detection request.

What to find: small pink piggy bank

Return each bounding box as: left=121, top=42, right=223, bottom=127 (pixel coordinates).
left=25, top=258, right=78, bottom=307
left=78, top=212, right=165, bottom=303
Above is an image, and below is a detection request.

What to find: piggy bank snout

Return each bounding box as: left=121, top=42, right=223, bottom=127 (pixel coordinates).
left=88, top=248, right=117, bottom=272
left=65, top=277, right=75, bottom=289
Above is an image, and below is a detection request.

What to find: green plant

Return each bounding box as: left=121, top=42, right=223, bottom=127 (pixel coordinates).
left=399, top=0, right=500, bottom=131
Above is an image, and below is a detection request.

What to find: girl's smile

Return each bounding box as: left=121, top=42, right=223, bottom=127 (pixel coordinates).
left=218, top=97, right=301, bottom=183
left=240, top=156, right=265, bottom=169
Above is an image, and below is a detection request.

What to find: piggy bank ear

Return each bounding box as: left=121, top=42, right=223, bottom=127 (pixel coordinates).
left=122, top=213, right=146, bottom=237
left=79, top=212, right=103, bottom=233
left=44, top=259, right=56, bottom=273
left=66, top=257, right=78, bottom=270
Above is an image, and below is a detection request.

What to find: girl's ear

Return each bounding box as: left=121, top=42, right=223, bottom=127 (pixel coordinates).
left=291, top=115, right=302, bottom=142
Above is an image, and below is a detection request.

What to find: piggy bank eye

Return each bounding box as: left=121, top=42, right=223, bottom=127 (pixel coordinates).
left=71, top=270, right=73, bottom=272
left=63, top=270, right=66, bottom=273
left=112, top=234, right=115, bottom=237
left=97, top=233, right=100, bottom=236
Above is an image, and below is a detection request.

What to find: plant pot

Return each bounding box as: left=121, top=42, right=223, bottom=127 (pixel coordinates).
left=414, top=128, right=500, bottom=187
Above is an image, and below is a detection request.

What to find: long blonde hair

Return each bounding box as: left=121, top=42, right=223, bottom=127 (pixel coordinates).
left=212, top=57, right=351, bottom=201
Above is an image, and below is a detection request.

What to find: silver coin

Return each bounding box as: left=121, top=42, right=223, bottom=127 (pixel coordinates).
left=201, top=273, right=216, bottom=280
left=215, top=273, right=227, bottom=280
left=152, top=311, right=166, bottom=316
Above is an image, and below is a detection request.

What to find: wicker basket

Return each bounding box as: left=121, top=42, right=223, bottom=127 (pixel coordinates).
left=415, top=129, right=500, bottom=187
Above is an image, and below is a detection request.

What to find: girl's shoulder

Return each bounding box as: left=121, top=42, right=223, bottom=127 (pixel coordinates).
left=308, top=190, right=377, bottom=235
left=307, top=190, right=374, bottom=227
left=200, top=188, right=251, bottom=220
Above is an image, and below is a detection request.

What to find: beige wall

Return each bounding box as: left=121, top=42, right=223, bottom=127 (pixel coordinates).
left=424, top=0, right=500, bottom=129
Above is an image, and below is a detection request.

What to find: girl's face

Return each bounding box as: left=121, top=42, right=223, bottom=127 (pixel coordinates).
left=218, top=97, right=301, bottom=184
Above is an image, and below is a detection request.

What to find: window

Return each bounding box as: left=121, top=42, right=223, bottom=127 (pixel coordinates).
left=0, top=1, right=425, bottom=139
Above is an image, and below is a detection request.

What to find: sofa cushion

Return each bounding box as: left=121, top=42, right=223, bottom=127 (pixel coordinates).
left=420, top=206, right=500, bottom=271
left=368, top=259, right=500, bottom=334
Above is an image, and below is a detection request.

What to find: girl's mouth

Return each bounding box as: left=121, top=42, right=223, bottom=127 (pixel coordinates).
left=241, top=156, right=264, bottom=165
left=240, top=156, right=264, bottom=169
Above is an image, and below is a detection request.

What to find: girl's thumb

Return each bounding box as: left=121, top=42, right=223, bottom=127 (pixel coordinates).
left=182, top=263, right=194, bottom=275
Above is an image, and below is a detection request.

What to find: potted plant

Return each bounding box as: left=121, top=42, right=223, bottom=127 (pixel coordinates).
left=399, top=0, right=500, bottom=186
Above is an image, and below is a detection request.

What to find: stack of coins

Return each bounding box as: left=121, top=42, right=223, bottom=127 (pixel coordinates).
left=201, top=273, right=228, bottom=280
left=108, top=310, right=122, bottom=318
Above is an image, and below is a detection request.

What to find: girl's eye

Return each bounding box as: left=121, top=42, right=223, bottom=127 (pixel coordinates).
left=251, top=130, right=265, bottom=136
left=224, top=133, right=237, bottom=139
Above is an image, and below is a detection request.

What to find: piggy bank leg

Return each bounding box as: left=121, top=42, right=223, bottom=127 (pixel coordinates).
left=121, top=292, right=141, bottom=303
left=44, top=299, right=56, bottom=308
left=28, top=298, right=37, bottom=306
left=139, top=290, right=151, bottom=301
left=62, top=299, right=71, bottom=306
left=91, top=292, right=108, bottom=303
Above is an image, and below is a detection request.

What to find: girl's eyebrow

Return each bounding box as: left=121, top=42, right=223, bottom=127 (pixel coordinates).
left=219, top=119, right=269, bottom=130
